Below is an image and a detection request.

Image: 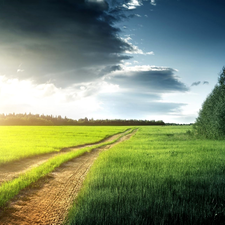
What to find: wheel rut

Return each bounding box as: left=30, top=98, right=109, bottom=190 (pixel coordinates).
left=0, top=129, right=137, bottom=225
left=0, top=129, right=130, bottom=186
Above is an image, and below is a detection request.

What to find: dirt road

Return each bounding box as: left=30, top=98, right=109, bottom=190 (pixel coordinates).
left=0, top=129, right=136, bottom=225
left=0, top=130, right=130, bottom=185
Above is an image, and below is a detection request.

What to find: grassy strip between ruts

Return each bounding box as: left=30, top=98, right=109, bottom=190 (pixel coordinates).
left=67, top=126, right=225, bottom=225
left=0, top=126, right=130, bottom=165
left=0, top=128, right=136, bottom=208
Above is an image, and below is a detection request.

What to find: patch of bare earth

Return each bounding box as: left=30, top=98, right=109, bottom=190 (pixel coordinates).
left=0, top=130, right=129, bottom=185
left=0, top=129, right=136, bottom=225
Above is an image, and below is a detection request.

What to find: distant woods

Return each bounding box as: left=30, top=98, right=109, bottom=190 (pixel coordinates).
left=0, top=113, right=165, bottom=126
left=194, top=67, right=225, bottom=139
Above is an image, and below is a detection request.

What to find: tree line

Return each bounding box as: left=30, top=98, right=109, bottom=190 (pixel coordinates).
left=0, top=113, right=165, bottom=126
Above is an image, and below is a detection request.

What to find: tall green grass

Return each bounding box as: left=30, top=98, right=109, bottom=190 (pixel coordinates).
left=0, top=128, right=136, bottom=208
left=0, top=126, right=129, bottom=165
left=67, top=126, right=225, bottom=225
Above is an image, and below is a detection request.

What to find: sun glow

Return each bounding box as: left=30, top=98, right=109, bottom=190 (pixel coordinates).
left=0, top=76, right=102, bottom=117
left=0, top=76, right=34, bottom=103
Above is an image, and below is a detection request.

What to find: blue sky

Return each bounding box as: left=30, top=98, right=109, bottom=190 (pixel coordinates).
left=0, top=0, right=224, bottom=123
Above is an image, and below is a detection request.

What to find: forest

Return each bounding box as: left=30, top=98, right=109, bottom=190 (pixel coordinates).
left=0, top=113, right=165, bottom=126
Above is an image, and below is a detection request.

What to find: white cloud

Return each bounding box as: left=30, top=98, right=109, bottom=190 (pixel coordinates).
left=123, top=0, right=142, bottom=9
left=17, top=69, right=24, bottom=73
left=135, top=14, right=141, bottom=17
left=121, top=36, right=154, bottom=55
left=146, top=51, right=154, bottom=55
left=0, top=76, right=104, bottom=118
left=99, top=81, right=120, bottom=93
left=111, top=65, right=178, bottom=73
left=150, top=0, right=156, bottom=6
left=124, top=36, right=132, bottom=41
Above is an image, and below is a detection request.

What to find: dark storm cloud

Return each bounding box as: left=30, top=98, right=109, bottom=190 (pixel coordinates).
left=98, top=92, right=186, bottom=118
left=107, top=67, right=189, bottom=93
left=0, top=0, right=134, bottom=86
left=191, top=81, right=201, bottom=86
left=203, top=81, right=209, bottom=85
left=99, top=65, right=123, bottom=76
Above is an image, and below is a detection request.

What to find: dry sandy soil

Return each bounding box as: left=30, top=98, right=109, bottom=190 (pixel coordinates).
left=0, top=129, right=136, bottom=225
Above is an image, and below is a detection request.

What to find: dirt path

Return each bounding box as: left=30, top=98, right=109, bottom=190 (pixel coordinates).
left=0, top=129, right=136, bottom=225
left=0, top=130, right=130, bottom=186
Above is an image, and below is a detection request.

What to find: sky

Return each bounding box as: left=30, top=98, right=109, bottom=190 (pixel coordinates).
left=0, top=0, right=225, bottom=123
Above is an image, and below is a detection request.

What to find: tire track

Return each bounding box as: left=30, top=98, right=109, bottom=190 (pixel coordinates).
left=0, top=129, right=130, bottom=186
left=0, top=129, right=137, bottom=225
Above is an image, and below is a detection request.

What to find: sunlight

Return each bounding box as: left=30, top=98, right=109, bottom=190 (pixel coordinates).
left=0, top=76, right=102, bottom=117
left=0, top=76, right=34, bottom=103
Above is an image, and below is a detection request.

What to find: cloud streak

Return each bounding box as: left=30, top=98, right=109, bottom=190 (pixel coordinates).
left=105, top=65, right=189, bottom=93
left=97, top=92, right=186, bottom=119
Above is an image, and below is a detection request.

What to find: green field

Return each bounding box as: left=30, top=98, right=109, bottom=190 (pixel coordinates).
left=2, top=125, right=225, bottom=224
left=0, top=126, right=129, bottom=165
left=68, top=126, right=225, bottom=224
left=0, top=128, right=135, bottom=207
left=0, top=127, right=134, bottom=207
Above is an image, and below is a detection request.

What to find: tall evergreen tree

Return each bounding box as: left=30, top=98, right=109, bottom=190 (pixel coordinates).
left=194, top=67, right=225, bottom=139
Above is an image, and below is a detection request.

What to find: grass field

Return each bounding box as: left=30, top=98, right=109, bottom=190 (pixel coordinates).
left=0, top=128, right=136, bottom=208
left=0, top=126, right=129, bottom=165
left=67, top=126, right=225, bottom=225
